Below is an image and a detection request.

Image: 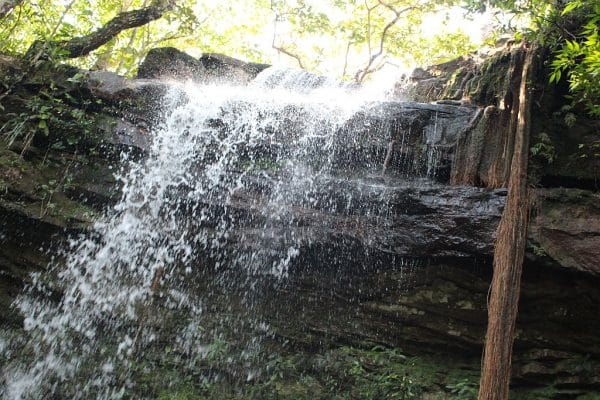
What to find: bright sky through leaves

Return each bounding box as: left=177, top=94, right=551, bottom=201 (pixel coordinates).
left=3, top=0, right=498, bottom=83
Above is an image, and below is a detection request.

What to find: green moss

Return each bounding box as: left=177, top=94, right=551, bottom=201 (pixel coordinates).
left=463, top=51, right=513, bottom=106
left=441, top=68, right=471, bottom=100
left=576, top=394, right=600, bottom=400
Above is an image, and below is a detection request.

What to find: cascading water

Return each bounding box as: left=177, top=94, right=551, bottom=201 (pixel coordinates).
left=0, top=67, right=477, bottom=399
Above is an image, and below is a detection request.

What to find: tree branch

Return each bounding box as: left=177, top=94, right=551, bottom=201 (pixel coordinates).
left=342, top=41, right=355, bottom=78
left=272, top=44, right=305, bottom=69
left=365, top=0, right=378, bottom=58
left=0, top=0, right=23, bottom=20
left=355, top=1, right=418, bottom=83
left=27, top=0, right=174, bottom=59
left=270, top=2, right=305, bottom=69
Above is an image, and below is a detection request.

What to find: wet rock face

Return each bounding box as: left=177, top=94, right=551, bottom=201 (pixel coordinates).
left=337, top=102, right=478, bottom=178
left=0, top=50, right=599, bottom=396
left=401, top=47, right=600, bottom=189
left=203, top=99, right=480, bottom=179
left=216, top=178, right=505, bottom=259
left=265, top=256, right=600, bottom=391
left=529, top=188, right=600, bottom=276
left=0, top=144, right=119, bottom=325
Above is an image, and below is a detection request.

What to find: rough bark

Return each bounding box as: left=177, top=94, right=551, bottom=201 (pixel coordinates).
left=485, top=49, right=524, bottom=188
left=26, top=0, right=174, bottom=59
left=478, top=44, right=535, bottom=400
left=0, top=0, right=23, bottom=19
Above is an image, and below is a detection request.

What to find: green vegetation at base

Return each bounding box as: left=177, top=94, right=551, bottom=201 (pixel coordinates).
left=147, top=344, right=479, bottom=400
left=121, top=339, right=600, bottom=400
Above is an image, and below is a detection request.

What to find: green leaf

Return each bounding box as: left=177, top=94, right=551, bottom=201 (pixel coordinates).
left=38, top=120, right=49, bottom=135
left=67, top=72, right=85, bottom=83
left=561, top=0, right=582, bottom=16
left=67, top=135, right=79, bottom=145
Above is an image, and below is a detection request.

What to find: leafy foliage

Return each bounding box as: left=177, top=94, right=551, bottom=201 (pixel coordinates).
left=446, top=378, right=478, bottom=400
left=270, top=0, right=476, bottom=81
left=134, top=343, right=485, bottom=400
left=0, top=0, right=477, bottom=80
left=0, top=69, right=98, bottom=153
left=549, top=1, right=600, bottom=116
left=465, top=0, right=600, bottom=117
left=530, top=132, right=556, bottom=164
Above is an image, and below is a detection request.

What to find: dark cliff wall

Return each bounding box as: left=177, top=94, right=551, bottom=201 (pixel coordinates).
left=0, top=49, right=599, bottom=398
left=403, top=45, right=599, bottom=191
left=403, top=45, right=600, bottom=276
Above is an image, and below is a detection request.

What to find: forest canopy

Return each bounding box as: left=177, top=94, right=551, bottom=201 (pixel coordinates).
left=1, top=0, right=488, bottom=80
left=0, top=0, right=598, bottom=112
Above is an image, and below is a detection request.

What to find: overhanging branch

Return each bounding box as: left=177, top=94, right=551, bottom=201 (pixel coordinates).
left=355, top=1, right=418, bottom=83
left=27, top=0, right=174, bottom=59
left=272, top=44, right=305, bottom=69
left=270, top=2, right=305, bottom=70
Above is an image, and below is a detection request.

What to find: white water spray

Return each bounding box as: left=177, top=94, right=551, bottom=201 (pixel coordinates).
left=1, top=70, right=392, bottom=399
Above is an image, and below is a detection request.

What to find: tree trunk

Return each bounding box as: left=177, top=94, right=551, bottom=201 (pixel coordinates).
left=478, top=43, right=536, bottom=400
left=25, top=0, right=174, bottom=60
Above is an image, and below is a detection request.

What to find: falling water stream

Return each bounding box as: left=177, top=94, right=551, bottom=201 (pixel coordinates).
left=1, top=68, right=465, bottom=399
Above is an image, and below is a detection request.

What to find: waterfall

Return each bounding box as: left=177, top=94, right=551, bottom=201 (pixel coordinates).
left=0, top=68, right=478, bottom=399
left=0, top=71, right=375, bottom=399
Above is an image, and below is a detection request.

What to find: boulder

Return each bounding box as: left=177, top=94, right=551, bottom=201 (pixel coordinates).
left=137, top=47, right=270, bottom=84
left=200, top=53, right=270, bottom=83
left=137, top=47, right=205, bottom=81
left=87, top=70, right=169, bottom=104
